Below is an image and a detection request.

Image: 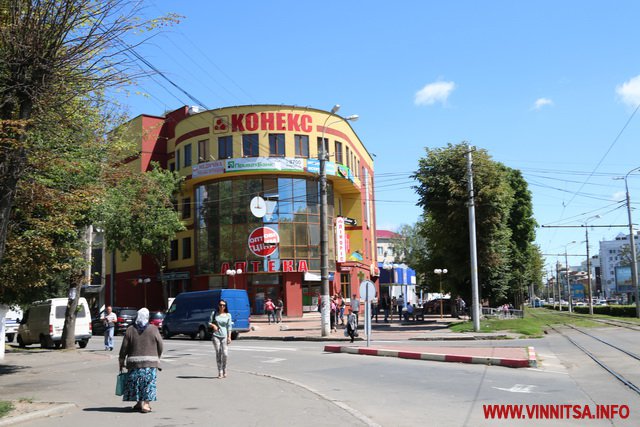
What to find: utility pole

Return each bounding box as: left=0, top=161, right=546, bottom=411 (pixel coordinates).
left=623, top=167, right=640, bottom=318
left=466, top=144, right=481, bottom=332
left=556, top=261, right=561, bottom=311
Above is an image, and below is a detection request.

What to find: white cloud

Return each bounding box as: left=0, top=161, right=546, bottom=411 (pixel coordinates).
left=612, top=191, right=626, bottom=202
left=414, top=81, right=455, bottom=106
left=532, top=98, right=553, bottom=110
left=616, top=75, right=640, bottom=107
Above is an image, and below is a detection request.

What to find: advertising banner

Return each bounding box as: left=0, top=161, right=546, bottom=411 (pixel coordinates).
left=192, top=160, right=226, bottom=178
left=226, top=157, right=304, bottom=173
left=335, top=217, right=346, bottom=263
left=248, top=226, right=280, bottom=257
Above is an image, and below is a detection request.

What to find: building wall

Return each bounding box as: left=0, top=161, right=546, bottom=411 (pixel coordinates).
left=106, top=105, right=378, bottom=316
left=597, top=232, right=640, bottom=298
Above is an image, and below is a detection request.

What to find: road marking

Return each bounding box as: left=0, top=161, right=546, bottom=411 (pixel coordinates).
left=231, top=346, right=297, bottom=352
left=261, top=357, right=287, bottom=364
left=493, top=384, right=537, bottom=393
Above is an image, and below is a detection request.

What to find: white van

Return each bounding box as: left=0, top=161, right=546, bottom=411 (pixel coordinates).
left=17, top=298, right=92, bottom=348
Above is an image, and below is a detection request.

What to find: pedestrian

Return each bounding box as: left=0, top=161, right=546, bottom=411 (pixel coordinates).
left=397, top=294, right=405, bottom=321
left=350, top=293, right=360, bottom=324
left=118, top=308, right=163, bottom=413
left=209, top=299, right=233, bottom=379
left=101, top=305, right=117, bottom=351
left=371, top=299, right=378, bottom=322
left=380, top=295, right=390, bottom=322
left=275, top=297, right=284, bottom=323
left=330, top=296, right=337, bottom=331
left=456, top=295, right=466, bottom=319
left=346, top=307, right=358, bottom=343
left=336, top=293, right=345, bottom=325
left=264, top=298, right=276, bottom=324
left=391, top=296, right=397, bottom=320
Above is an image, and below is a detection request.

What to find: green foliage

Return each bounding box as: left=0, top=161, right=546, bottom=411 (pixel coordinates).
left=0, top=401, right=14, bottom=418
left=0, top=94, right=129, bottom=305
left=97, top=163, right=185, bottom=269
left=412, top=143, right=542, bottom=305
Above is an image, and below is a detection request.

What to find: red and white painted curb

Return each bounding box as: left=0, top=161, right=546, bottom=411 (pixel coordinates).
left=324, top=345, right=538, bottom=369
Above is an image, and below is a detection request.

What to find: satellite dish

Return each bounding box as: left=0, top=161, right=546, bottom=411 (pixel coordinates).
left=250, top=196, right=267, bottom=218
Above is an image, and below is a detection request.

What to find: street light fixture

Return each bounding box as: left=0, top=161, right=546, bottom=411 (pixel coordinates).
left=138, top=277, right=151, bottom=307
left=226, top=269, right=242, bottom=289
left=433, top=268, right=448, bottom=318
left=319, top=104, right=359, bottom=337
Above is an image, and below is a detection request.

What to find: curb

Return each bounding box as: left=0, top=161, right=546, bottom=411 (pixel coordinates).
left=0, top=403, right=76, bottom=427
left=323, top=345, right=534, bottom=368
left=527, top=346, right=538, bottom=368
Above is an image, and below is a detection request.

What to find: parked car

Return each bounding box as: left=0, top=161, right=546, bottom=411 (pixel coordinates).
left=91, top=306, right=138, bottom=336
left=149, top=311, right=164, bottom=329
left=162, top=289, right=250, bottom=340
left=4, top=306, right=22, bottom=343
left=17, top=298, right=91, bottom=348
left=114, top=307, right=138, bottom=334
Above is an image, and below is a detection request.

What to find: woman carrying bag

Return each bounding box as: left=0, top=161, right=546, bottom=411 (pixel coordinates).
left=209, top=299, right=233, bottom=379
left=118, top=308, right=163, bottom=413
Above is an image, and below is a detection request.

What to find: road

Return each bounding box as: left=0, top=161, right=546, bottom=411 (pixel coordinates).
left=1, top=327, right=639, bottom=426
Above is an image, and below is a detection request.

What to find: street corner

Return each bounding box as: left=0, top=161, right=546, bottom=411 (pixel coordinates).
left=0, top=401, right=76, bottom=427
left=323, top=344, right=535, bottom=368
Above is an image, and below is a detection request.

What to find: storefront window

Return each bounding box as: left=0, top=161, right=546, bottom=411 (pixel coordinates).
left=195, top=176, right=334, bottom=275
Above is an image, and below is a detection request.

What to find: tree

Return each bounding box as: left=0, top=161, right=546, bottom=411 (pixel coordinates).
left=97, top=164, right=185, bottom=308
left=390, top=222, right=429, bottom=286
left=0, top=0, right=179, bottom=264
left=412, top=143, right=541, bottom=305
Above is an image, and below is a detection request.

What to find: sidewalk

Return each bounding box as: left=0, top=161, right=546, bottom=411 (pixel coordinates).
left=243, top=312, right=536, bottom=368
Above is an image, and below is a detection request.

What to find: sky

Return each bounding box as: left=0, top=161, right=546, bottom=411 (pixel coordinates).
left=114, top=1, right=640, bottom=276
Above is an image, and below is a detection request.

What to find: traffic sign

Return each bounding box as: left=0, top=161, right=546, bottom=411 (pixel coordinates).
left=359, top=280, right=376, bottom=301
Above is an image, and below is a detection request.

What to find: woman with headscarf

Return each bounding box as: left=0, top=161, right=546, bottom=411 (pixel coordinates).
left=118, top=308, right=163, bottom=413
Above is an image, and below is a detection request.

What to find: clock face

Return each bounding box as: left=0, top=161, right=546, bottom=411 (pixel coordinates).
left=250, top=196, right=267, bottom=218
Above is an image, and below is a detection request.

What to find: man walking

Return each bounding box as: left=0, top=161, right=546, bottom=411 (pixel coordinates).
left=397, top=294, right=405, bottom=322
left=101, top=306, right=117, bottom=351
left=350, top=294, right=360, bottom=324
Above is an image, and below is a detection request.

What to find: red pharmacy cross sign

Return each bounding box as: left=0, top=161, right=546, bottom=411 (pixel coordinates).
left=248, top=226, right=280, bottom=257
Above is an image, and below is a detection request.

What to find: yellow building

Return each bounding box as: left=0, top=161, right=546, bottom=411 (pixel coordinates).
left=106, top=105, right=378, bottom=317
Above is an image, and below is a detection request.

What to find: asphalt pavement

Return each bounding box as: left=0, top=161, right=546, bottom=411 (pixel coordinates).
left=0, top=312, right=535, bottom=426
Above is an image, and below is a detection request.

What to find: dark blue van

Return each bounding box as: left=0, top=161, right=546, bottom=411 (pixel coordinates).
left=162, top=289, right=250, bottom=340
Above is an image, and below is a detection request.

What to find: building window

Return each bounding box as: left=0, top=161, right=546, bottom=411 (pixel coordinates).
left=377, top=246, right=384, bottom=257
left=184, top=143, right=192, bottom=167
left=294, top=135, right=309, bottom=158
left=345, top=147, right=350, bottom=170
left=340, top=273, right=350, bottom=299
left=182, top=197, right=191, bottom=219
left=317, top=137, right=329, bottom=157
left=243, top=134, right=259, bottom=157
left=269, top=134, right=285, bottom=157
left=176, top=151, right=181, bottom=171
left=198, top=139, right=209, bottom=163
left=335, top=141, right=343, bottom=164
left=182, top=237, right=191, bottom=259
left=170, top=239, right=178, bottom=261
left=169, top=162, right=175, bottom=172
left=218, top=136, right=233, bottom=159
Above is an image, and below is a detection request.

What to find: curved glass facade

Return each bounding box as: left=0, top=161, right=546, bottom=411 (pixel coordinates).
left=195, top=176, right=335, bottom=275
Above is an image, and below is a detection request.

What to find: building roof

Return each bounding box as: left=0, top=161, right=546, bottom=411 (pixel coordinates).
left=377, top=230, right=400, bottom=239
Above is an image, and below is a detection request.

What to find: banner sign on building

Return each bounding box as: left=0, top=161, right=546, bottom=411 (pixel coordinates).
left=248, top=226, right=280, bottom=257
left=192, top=160, right=226, bottom=178
left=335, top=217, right=346, bottom=262
left=306, top=159, right=335, bottom=175
left=226, top=157, right=304, bottom=173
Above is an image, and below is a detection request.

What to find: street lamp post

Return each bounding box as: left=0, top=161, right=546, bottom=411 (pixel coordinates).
left=138, top=277, right=151, bottom=307
left=584, top=215, right=601, bottom=315
left=226, top=269, right=242, bottom=289
left=319, top=105, right=358, bottom=337
left=563, top=241, right=576, bottom=313
left=623, top=167, right=640, bottom=318
left=433, top=269, right=448, bottom=318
